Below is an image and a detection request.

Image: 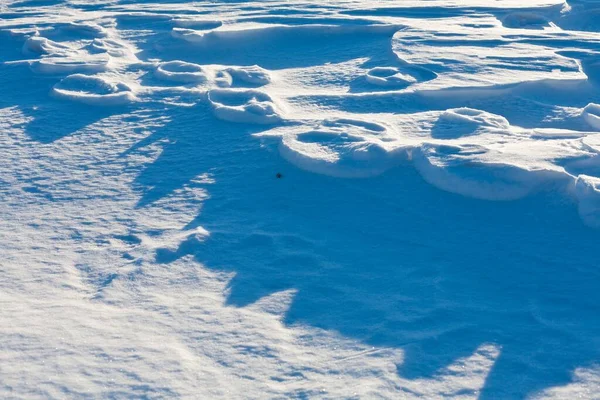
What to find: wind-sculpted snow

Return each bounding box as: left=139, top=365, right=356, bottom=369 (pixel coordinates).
left=222, top=65, right=272, bottom=87
left=53, top=74, right=137, bottom=105
left=269, top=118, right=400, bottom=178
left=365, top=66, right=418, bottom=87
left=2, top=0, right=600, bottom=399
left=208, top=89, right=284, bottom=124
left=155, top=60, right=207, bottom=83
left=583, top=103, right=600, bottom=130
left=575, top=174, right=600, bottom=228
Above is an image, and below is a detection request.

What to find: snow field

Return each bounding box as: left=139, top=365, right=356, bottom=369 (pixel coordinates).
left=2, top=0, right=600, bottom=398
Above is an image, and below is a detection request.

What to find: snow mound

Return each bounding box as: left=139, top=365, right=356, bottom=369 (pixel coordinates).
left=222, top=65, right=271, bottom=87
left=365, top=67, right=417, bottom=87
left=575, top=175, right=600, bottom=228
left=432, top=108, right=511, bottom=139
left=582, top=103, right=600, bottom=130
left=208, top=89, right=283, bottom=124
left=412, top=144, right=561, bottom=201
left=155, top=61, right=207, bottom=83
left=52, top=74, right=136, bottom=106
left=276, top=118, right=401, bottom=178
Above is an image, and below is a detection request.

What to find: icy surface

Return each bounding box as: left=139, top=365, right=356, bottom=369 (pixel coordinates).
left=2, top=0, right=600, bottom=399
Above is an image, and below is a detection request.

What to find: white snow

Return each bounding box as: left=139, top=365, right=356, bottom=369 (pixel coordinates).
left=366, top=66, right=418, bottom=87
left=2, top=0, right=600, bottom=398
left=223, top=65, right=272, bottom=87
left=208, top=89, right=283, bottom=124
left=575, top=174, right=600, bottom=228
left=582, top=103, right=600, bottom=130
left=155, top=60, right=207, bottom=83
left=52, top=74, right=137, bottom=106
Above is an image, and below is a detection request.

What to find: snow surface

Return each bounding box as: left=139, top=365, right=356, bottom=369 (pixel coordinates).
left=2, top=0, right=600, bottom=398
